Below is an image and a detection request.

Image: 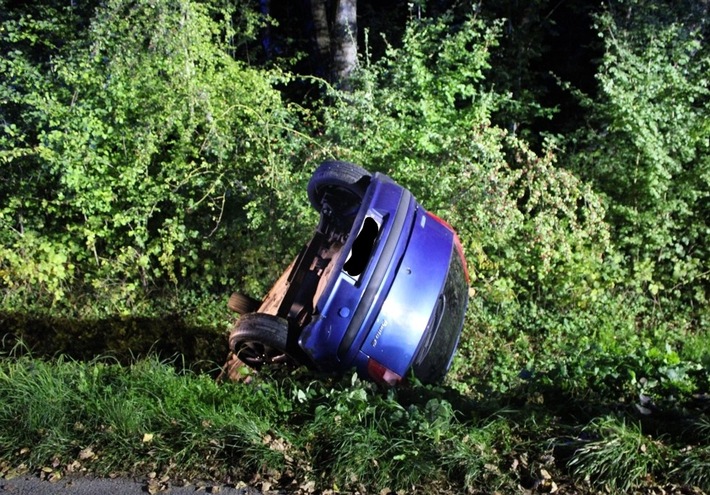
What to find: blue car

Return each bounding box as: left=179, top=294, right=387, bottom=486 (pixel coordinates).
left=227, top=161, right=469, bottom=385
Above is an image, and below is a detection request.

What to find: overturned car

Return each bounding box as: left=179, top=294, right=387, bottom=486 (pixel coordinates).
left=226, top=161, right=469, bottom=386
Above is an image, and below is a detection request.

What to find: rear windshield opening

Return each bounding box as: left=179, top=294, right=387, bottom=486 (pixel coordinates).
left=343, top=217, right=379, bottom=277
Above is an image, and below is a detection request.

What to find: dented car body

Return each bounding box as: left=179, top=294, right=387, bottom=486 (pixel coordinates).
left=228, top=161, right=469, bottom=385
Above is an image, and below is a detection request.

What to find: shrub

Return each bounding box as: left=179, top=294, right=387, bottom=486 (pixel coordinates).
left=0, top=0, right=314, bottom=314
left=563, top=0, right=710, bottom=315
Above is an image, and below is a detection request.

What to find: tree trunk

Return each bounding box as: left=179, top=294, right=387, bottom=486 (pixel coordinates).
left=310, top=0, right=332, bottom=78
left=331, top=0, right=357, bottom=89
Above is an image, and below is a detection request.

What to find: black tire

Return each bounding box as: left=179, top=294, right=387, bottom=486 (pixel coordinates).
left=227, top=292, right=261, bottom=314
left=307, top=161, right=371, bottom=213
left=230, top=313, right=296, bottom=369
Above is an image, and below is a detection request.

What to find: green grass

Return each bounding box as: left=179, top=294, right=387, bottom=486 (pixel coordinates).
left=0, top=352, right=290, bottom=481
left=0, top=345, right=708, bottom=494
left=565, top=416, right=667, bottom=493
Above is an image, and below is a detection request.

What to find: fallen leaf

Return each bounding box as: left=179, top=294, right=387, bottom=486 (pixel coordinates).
left=301, top=480, right=316, bottom=493
left=145, top=477, right=170, bottom=494
left=79, top=447, right=95, bottom=460
left=143, top=433, right=155, bottom=444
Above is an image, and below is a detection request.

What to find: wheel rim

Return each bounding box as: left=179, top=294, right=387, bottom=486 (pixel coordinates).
left=235, top=339, right=293, bottom=367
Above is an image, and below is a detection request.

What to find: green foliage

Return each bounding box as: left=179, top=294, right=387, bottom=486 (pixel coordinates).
left=566, top=416, right=667, bottom=493
left=564, top=0, right=710, bottom=311
left=296, top=375, right=510, bottom=492
left=0, top=0, right=315, bottom=313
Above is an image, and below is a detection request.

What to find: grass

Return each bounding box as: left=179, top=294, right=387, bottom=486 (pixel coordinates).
left=0, top=343, right=708, bottom=494
left=0, top=352, right=290, bottom=482
left=565, top=416, right=667, bottom=493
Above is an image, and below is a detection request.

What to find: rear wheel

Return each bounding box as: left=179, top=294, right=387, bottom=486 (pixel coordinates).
left=307, top=161, right=371, bottom=215
left=230, top=313, right=296, bottom=369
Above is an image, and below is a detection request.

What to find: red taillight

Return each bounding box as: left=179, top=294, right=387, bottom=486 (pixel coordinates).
left=425, top=212, right=470, bottom=283
left=367, top=358, right=402, bottom=387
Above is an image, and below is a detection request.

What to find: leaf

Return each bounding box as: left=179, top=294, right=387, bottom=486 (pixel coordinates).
left=142, top=433, right=154, bottom=443
left=146, top=480, right=161, bottom=495
left=79, top=447, right=96, bottom=460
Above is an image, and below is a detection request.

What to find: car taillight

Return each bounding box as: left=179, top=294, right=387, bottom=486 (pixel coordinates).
left=366, top=358, right=402, bottom=386
left=425, top=212, right=470, bottom=283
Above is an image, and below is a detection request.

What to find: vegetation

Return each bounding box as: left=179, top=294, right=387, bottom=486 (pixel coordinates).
left=1, top=0, right=708, bottom=493
left=1, top=351, right=708, bottom=493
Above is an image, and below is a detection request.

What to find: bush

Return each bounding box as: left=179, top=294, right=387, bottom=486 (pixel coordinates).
left=0, top=0, right=315, bottom=315
left=563, top=0, right=710, bottom=315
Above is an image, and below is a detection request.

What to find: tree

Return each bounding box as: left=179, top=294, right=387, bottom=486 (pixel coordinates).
left=310, top=0, right=358, bottom=88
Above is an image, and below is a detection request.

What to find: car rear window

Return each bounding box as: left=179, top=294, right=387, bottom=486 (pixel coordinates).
left=412, top=249, right=468, bottom=383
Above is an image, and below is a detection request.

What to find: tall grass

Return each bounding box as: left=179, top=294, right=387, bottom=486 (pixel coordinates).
left=671, top=417, right=710, bottom=492
left=565, top=416, right=667, bottom=493
left=0, top=354, right=291, bottom=481
left=0, top=352, right=707, bottom=493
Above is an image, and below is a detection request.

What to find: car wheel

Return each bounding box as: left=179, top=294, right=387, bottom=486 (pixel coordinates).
left=227, top=292, right=261, bottom=314
left=230, top=313, right=296, bottom=369
left=307, top=161, right=371, bottom=214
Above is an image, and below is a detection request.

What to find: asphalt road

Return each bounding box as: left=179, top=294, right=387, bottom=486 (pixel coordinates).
left=0, top=475, right=263, bottom=494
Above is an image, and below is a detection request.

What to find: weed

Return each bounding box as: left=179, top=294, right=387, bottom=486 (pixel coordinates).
left=566, top=415, right=667, bottom=493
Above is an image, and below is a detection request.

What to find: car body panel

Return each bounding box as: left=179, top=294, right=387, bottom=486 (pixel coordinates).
left=356, top=210, right=453, bottom=377
left=298, top=173, right=416, bottom=369
left=298, top=172, right=465, bottom=383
